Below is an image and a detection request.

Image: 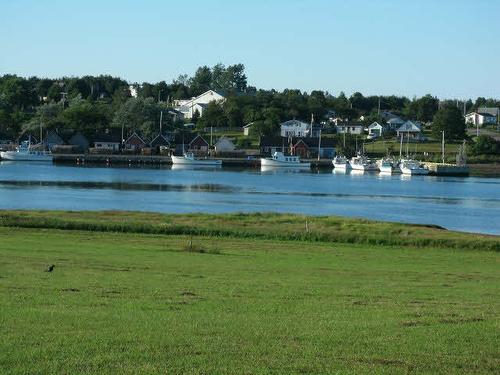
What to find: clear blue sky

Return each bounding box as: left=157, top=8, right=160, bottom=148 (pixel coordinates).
left=1, top=0, right=499, bottom=99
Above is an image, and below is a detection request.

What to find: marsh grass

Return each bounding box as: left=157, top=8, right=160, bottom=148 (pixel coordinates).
left=0, top=210, right=498, bottom=251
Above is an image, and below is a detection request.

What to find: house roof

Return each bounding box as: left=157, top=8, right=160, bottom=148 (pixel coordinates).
left=93, top=129, right=122, bottom=143
left=387, top=117, right=405, bottom=124
left=150, top=134, right=170, bottom=147
left=280, top=119, right=310, bottom=127
left=477, top=107, right=499, bottom=117
left=125, top=132, right=147, bottom=145
left=397, top=121, right=422, bottom=132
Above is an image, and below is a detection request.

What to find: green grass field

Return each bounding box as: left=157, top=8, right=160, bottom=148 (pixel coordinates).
left=1, top=211, right=499, bottom=374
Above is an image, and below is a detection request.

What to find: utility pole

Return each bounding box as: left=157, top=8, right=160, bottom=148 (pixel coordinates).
left=159, top=110, right=163, bottom=134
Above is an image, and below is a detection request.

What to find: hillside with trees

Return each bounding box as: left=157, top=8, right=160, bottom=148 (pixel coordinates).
left=1, top=64, right=499, bottom=143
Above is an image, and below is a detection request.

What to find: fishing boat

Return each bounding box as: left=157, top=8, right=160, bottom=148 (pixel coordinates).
left=349, top=154, right=379, bottom=171
left=332, top=155, right=351, bottom=170
left=260, top=151, right=310, bottom=168
left=399, top=159, right=429, bottom=175
left=377, top=158, right=401, bottom=174
left=171, top=152, right=222, bottom=166
left=0, top=140, right=52, bottom=162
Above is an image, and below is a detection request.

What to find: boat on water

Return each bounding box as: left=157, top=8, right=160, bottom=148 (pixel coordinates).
left=171, top=152, right=222, bottom=166
left=349, top=155, right=379, bottom=171
left=377, top=158, right=401, bottom=174
left=399, top=159, right=429, bottom=175
left=260, top=151, right=310, bottom=168
left=0, top=140, right=53, bottom=162
left=332, top=155, right=351, bottom=170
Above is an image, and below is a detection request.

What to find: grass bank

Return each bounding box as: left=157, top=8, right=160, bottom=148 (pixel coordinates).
left=0, top=210, right=498, bottom=251
left=0, top=222, right=499, bottom=374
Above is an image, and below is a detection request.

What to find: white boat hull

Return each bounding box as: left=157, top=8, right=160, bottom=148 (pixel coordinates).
left=379, top=165, right=402, bottom=174
left=260, top=158, right=310, bottom=168
left=350, top=164, right=379, bottom=172
left=401, top=167, right=428, bottom=175
left=333, top=162, right=351, bottom=170
left=171, top=155, right=222, bottom=166
left=0, top=151, right=53, bottom=162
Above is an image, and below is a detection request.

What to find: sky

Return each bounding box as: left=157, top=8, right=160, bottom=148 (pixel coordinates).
left=1, top=0, right=499, bottom=99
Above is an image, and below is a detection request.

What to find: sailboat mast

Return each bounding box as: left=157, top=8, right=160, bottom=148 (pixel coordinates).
left=441, top=131, right=445, bottom=164
left=406, top=132, right=409, bottom=158
left=399, top=134, right=403, bottom=159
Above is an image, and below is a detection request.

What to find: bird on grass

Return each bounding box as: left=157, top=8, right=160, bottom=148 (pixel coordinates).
left=45, top=264, right=55, bottom=273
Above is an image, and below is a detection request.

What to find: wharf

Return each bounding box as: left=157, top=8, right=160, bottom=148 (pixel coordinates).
left=52, top=154, right=334, bottom=168
left=424, top=162, right=470, bottom=176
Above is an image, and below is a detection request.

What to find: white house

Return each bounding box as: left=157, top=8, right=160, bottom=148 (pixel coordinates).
left=214, top=136, right=236, bottom=153
left=465, top=111, right=497, bottom=127
left=174, top=90, right=225, bottom=119
left=335, top=124, right=364, bottom=135
left=280, top=120, right=311, bottom=137
left=243, top=122, right=254, bottom=136
left=368, top=122, right=385, bottom=137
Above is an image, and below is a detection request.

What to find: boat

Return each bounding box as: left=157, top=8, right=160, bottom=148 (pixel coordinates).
left=377, top=158, right=401, bottom=174
left=349, top=155, right=379, bottom=171
left=332, top=155, right=351, bottom=170
left=0, top=140, right=53, bottom=162
left=399, top=159, right=429, bottom=175
left=171, top=152, right=222, bottom=166
left=260, top=151, right=310, bottom=168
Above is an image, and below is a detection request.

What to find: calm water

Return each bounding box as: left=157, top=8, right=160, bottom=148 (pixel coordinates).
left=0, top=161, right=499, bottom=235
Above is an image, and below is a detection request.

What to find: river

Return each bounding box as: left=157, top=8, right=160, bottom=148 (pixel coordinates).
left=0, top=161, right=499, bottom=235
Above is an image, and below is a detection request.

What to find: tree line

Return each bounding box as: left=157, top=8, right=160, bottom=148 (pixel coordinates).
left=1, top=64, right=499, bottom=142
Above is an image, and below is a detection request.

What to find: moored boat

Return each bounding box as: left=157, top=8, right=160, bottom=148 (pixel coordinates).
left=399, top=159, right=429, bottom=175
left=0, top=141, right=53, bottom=162
left=349, top=155, right=379, bottom=171
left=377, top=158, right=401, bottom=174
left=332, top=155, right=351, bottom=170
left=171, top=152, right=222, bottom=166
left=260, top=151, right=310, bottom=168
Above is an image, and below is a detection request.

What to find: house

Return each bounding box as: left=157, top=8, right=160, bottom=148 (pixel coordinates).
left=124, top=132, right=147, bottom=152
left=93, top=132, right=121, bottom=152
left=46, top=130, right=65, bottom=150
left=465, top=111, right=497, bottom=126
left=477, top=107, right=499, bottom=118
left=396, top=121, right=423, bottom=140
left=368, top=122, right=386, bottom=137
left=259, top=136, right=336, bottom=158
left=280, top=120, right=311, bottom=137
left=335, top=124, right=364, bottom=135
left=150, top=134, right=171, bottom=154
left=67, top=132, right=90, bottom=152
left=292, top=137, right=336, bottom=159
left=379, top=111, right=400, bottom=121
left=214, top=136, right=236, bottom=153
left=243, top=122, right=254, bottom=136
left=386, top=117, right=406, bottom=130
left=174, top=90, right=225, bottom=119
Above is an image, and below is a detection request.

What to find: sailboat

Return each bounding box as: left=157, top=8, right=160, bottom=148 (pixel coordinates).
left=398, top=133, right=428, bottom=175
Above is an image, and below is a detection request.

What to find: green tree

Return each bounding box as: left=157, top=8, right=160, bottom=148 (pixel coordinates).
left=432, top=105, right=466, bottom=141
left=189, top=66, right=212, bottom=96
left=469, top=135, right=500, bottom=155
left=196, top=101, right=227, bottom=129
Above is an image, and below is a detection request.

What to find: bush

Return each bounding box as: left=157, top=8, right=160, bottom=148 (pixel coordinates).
left=469, top=135, right=500, bottom=156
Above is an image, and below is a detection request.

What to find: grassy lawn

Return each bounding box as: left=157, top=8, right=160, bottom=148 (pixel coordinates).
left=0, top=212, right=499, bottom=374
left=364, top=139, right=460, bottom=156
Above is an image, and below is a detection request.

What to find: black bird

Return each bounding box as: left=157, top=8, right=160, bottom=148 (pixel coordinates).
left=45, top=264, right=55, bottom=272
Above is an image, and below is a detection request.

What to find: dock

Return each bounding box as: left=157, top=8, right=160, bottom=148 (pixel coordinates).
left=424, top=162, right=470, bottom=176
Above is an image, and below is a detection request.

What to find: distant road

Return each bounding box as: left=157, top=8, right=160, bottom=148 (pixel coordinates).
left=467, top=128, right=500, bottom=141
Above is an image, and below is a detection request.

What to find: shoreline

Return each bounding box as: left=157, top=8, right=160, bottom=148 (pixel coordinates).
left=29, top=154, right=500, bottom=177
